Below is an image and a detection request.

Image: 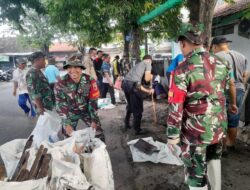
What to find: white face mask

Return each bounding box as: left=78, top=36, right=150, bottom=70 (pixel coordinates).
left=143, top=59, right=152, bottom=65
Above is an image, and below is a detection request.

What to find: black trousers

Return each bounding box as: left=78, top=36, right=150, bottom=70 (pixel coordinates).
left=101, top=83, right=116, bottom=105
left=122, top=80, right=143, bottom=132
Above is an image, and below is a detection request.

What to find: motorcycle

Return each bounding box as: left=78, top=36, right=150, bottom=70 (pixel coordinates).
left=0, top=69, right=13, bottom=82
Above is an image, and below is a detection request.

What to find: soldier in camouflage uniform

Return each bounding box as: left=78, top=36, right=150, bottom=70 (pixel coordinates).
left=26, top=52, right=55, bottom=114
left=166, top=23, right=233, bottom=190
left=54, top=59, right=100, bottom=136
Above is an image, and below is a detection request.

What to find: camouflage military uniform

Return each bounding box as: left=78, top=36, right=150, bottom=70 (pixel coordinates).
left=26, top=67, right=55, bottom=111
left=54, top=73, right=100, bottom=130
left=167, top=47, right=230, bottom=187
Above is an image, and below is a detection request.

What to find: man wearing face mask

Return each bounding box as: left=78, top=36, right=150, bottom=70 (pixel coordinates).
left=54, top=57, right=101, bottom=137
left=166, top=23, right=233, bottom=190
left=122, top=55, right=154, bottom=135
left=83, top=47, right=97, bottom=80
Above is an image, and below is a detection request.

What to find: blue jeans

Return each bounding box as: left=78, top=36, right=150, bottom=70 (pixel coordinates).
left=227, top=88, right=245, bottom=128
left=18, top=93, right=36, bottom=117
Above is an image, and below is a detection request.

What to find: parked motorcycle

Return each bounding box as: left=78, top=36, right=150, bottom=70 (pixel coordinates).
left=0, top=69, right=13, bottom=81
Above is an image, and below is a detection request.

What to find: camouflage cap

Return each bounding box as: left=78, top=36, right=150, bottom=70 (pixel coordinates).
left=63, top=60, right=86, bottom=70
left=16, top=57, right=27, bottom=64
left=178, top=22, right=205, bottom=45
left=29, top=51, right=45, bottom=62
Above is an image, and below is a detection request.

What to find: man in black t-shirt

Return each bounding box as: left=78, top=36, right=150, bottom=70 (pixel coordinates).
left=94, top=50, right=103, bottom=90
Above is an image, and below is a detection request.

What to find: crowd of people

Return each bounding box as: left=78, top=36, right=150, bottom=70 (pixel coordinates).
left=11, top=21, right=249, bottom=190
left=12, top=48, right=131, bottom=136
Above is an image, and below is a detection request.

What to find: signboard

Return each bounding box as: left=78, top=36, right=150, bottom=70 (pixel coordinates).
left=0, top=55, right=9, bottom=62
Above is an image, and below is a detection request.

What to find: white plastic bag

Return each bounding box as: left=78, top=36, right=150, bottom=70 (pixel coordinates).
left=31, top=110, right=61, bottom=148
left=98, top=98, right=111, bottom=108
left=97, top=98, right=116, bottom=109
left=154, top=75, right=161, bottom=83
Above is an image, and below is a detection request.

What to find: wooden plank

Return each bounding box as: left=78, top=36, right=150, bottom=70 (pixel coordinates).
left=10, top=135, right=33, bottom=181
left=36, top=154, right=51, bottom=179
left=28, top=145, right=44, bottom=179
left=15, top=151, right=30, bottom=181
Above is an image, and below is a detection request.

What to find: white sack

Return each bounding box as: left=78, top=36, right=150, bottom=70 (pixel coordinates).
left=0, top=177, right=48, bottom=190
left=127, top=137, right=183, bottom=166
left=31, top=110, right=61, bottom=148
left=0, top=139, right=26, bottom=178
left=83, top=138, right=114, bottom=190
left=0, top=127, right=114, bottom=190
left=50, top=158, right=91, bottom=190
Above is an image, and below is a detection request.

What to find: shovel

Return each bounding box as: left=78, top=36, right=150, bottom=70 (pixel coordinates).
left=152, top=93, right=157, bottom=125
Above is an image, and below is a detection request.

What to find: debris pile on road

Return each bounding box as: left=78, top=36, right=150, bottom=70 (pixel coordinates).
left=0, top=111, right=114, bottom=190
left=134, top=138, right=160, bottom=155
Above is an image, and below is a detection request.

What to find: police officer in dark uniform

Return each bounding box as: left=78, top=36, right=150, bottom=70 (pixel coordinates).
left=122, top=55, right=154, bottom=135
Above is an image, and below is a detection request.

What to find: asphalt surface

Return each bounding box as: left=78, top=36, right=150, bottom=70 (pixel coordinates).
left=0, top=82, right=34, bottom=146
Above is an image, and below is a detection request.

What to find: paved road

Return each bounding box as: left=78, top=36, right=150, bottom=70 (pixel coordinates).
left=0, top=82, right=34, bottom=146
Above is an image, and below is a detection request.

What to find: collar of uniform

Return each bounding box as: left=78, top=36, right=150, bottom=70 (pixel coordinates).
left=185, top=47, right=206, bottom=59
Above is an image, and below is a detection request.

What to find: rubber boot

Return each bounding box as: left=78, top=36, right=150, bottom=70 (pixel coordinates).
left=189, top=185, right=208, bottom=190
left=124, top=112, right=131, bottom=129
left=133, top=116, right=142, bottom=134
left=207, top=159, right=221, bottom=190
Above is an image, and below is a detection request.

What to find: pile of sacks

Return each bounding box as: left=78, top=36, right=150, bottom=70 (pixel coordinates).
left=0, top=111, right=114, bottom=190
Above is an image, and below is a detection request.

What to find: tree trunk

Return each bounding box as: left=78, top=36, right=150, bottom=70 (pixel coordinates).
left=78, top=43, right=86, bottom=56
left=201, top=0, right=217, bottom=46
left=123, top=30, right=130, bottom=62
left=42, top=44, right=49, bottom=57
left=187, top=0, right=217, bottom=46
left=131, top=26, right=141, bottom=63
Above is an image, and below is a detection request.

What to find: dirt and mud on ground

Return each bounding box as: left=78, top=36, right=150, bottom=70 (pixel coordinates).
left=100, top=100, right=250, bottom=190
left=0, top=100, right=250, bottom=190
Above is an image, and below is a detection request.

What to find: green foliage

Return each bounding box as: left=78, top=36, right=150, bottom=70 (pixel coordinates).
left=16, top=11, right=57, bottom=53
left=243, top=6, right=250, bottom=19
left=0, top=0, right=45, bottom=28
left=144, top=4, right=182, bottom=40
left=1, top=0, right=183, bottom=55
left=45, top=0, right=113, bottom=47
left=224, top=0, right=235, bottom=4
left=46, top=0, right=182, bottom=46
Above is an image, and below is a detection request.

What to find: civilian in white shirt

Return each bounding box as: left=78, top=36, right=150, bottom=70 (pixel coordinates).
left=13, top=58, right=36, bottom=118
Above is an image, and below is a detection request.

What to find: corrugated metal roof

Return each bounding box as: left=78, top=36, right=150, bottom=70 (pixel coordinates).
left=214, top=0, right=250, bottom=18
